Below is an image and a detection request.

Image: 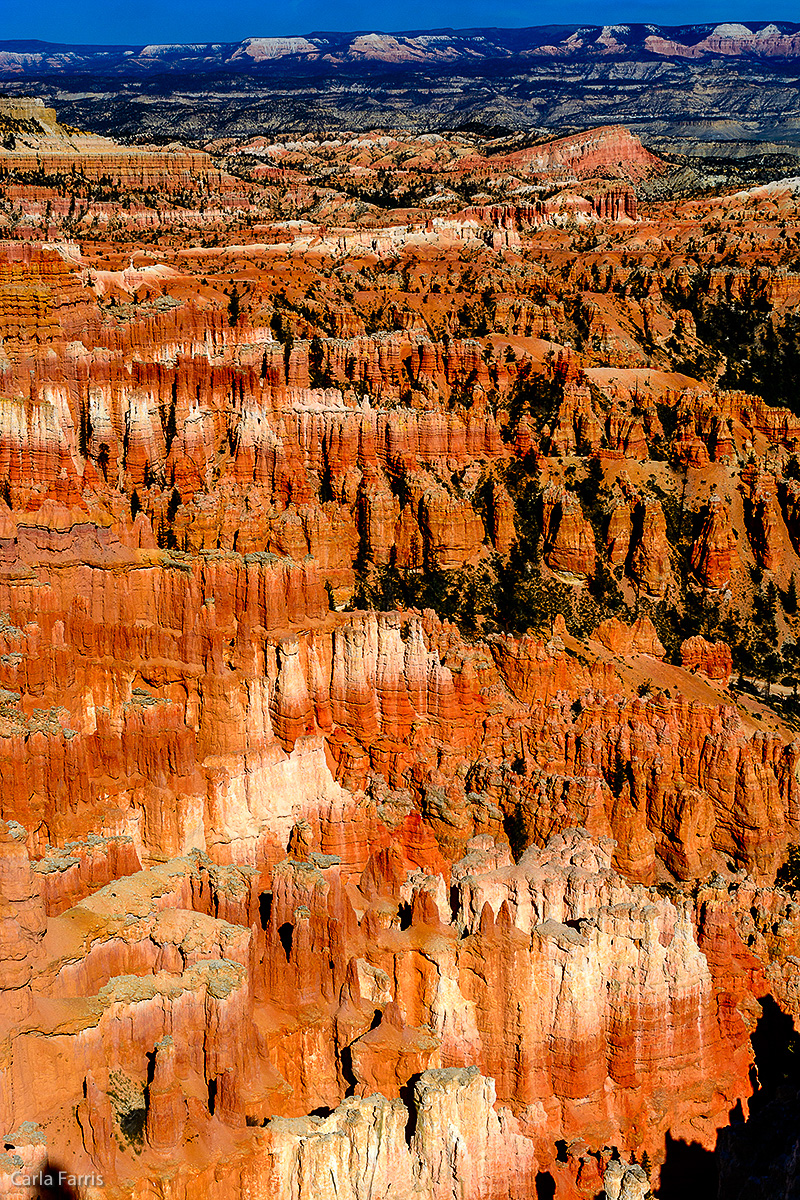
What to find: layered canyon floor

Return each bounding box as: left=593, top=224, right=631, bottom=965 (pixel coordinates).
left=0, top=90, right=799, bottom=1199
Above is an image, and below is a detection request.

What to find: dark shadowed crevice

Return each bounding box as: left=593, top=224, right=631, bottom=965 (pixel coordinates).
left=339, top=1043, right=357, bottom=1098
left=656, top=1132, right=717, bottom=1199
left=535, top=1171, right=556, bottom=1200
left=35, top=1162, right=81, bottom=1199
left=278, top=921, right=293, bottom=961
left=399, top=1073, right=422, bottom=1147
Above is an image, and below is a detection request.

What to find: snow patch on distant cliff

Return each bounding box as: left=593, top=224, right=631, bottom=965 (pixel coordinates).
left=234, top=37, right=318, bottom=60
left=712, top=23, right=753, bottom=36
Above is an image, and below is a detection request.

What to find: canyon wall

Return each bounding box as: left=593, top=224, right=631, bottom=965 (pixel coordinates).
left=0, top=108, right=800, bottom=1200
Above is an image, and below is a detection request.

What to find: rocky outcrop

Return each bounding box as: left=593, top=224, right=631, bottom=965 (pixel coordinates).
left=3, top=98, right=800, bottom=1200
left=0, top=820, right=46, bottom=1014
left=419, top=482, right=486, bottom=568
left=0, top=827, right=756, bottom=1198
left=748, top=478, right=786, bottom=571
left=605, top=494, right=633, bottom=564
left=594, top=615, right=665, bottom=657
left=628, top=499, right=672, bottom=597
left=542, top=484, right=596, bottom=579
left=0, top=98, right=224, bottom=190
left=691, top=495, right=737, bottom=590
left=0, top=587, right=794, bottom=884
left=258, top=1069, right=537, bottom=1200
left=489, top=480, right=516, bottom=553
left=508, top=125, right=664, bottom=182
left=681, top=635, right=733, bottom=683
left=603, top=1160, right=649, bottom=1200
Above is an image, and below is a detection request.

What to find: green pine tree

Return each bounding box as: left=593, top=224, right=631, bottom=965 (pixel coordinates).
left=227, top=285, right=241, bottom=327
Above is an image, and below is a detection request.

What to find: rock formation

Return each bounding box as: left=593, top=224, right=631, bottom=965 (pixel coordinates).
left=681, top=636, right=734, bottom=683
left=0, top=99, right=799, bottom=1200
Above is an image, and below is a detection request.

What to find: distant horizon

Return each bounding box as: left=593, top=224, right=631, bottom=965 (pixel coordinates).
left=4, top=7, right=800, bottom=49
left=3, top=17, right=800, bottom=47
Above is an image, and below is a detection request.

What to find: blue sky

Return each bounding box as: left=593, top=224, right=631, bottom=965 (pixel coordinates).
left=4, top=0, right=798, bottom=47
